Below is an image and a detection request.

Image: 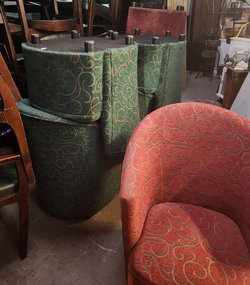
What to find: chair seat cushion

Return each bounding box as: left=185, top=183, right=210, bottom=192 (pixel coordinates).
left=129, top=202, right=250, bottom=285
left=0, top=164, right=18, bottom=197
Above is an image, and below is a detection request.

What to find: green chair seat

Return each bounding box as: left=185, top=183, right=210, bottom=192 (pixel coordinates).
left=0, top=164, right=18, bottom=197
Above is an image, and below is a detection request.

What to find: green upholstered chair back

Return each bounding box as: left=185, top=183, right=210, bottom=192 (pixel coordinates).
left=22, top=44, right=104, bottom=123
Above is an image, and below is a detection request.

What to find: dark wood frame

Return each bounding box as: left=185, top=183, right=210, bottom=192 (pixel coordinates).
left=0, top=53, right=34, bottom=259
left=16, top=0, right=84, bottom=42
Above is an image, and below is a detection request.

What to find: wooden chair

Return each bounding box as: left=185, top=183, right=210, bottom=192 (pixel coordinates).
left=0, top=53, right=34, bottom=259
left=197, top=39, right=220, bottom=80
left=0, top=1, right=19, bottom=75
left=0, top=0, right=32, bottom=97
left=141, top=0, right=167, bottom=8
left=87, top=0, right=121, bottom=36
left=16, top=0, right=84, bottom=42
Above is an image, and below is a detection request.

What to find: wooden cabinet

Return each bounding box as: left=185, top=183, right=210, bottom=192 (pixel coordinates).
left=222, top=67, right=248, bottom=109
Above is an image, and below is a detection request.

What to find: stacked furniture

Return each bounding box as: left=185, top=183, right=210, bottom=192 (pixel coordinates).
left=19, top=34, right=185, bottom=219
left=126, top=6, right=187, bottom=92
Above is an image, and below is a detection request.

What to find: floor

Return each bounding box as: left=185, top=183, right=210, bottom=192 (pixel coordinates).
left=0, top=72, right=221, bottom=285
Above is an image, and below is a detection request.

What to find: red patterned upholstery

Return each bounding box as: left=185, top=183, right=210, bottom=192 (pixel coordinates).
left=130, top=203, right=250, bottom=284
left=120, top=102, right=250, bottom=284
left=126, top=8, right=186, bottom=39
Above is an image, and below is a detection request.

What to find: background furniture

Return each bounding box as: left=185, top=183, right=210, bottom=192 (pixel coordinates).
left=126, top=7, right=186, bottom=39
left=0, top=1, right=19, bottom=75
left=120, top=102, right=250, bottom=284
left=87, top=0, right=121, bottom=36
left=16, top=0, right=83, bottom=42
left=0, top=1, right=29, bottom=96
left=231, top=72, right=250, bottom=119
left=196, top=39, right=220, bottom=80
left=222, top=66, right=248, bottom=109
left=0, top=53, right=34, bottom=259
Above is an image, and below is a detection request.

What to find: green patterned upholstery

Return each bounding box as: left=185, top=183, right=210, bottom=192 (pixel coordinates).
left=20, top=38, right=185, bottom=219
left=0, top=164, right=18, bottom=197
left=137, top=41, right=186, bottom=119
left=22, top=44, right=104, bottom=123
left=155, top=41, right=186, bottom=108
left=18, top=100, right=122, bottom=219
left=101, top=45, right=140, bottom=156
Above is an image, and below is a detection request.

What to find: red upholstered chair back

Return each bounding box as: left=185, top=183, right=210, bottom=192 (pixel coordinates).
left=126, top=7, right=186, bottom=39
left=120, top=102, right=250, bottom=265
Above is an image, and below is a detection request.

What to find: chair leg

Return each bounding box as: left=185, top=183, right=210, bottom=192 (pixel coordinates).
left=18, top=194, right=29, bottom=259
left=15, top=160, right=30, bottom=259
left=87, top=0, right=95, bottom=36
left=18, top=187, right=29, bottom=259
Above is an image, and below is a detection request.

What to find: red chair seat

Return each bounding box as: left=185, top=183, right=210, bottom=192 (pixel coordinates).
left=129, top=202, right=250, bottom=285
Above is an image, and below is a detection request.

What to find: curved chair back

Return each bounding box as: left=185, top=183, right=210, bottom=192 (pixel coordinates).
left=126, top=7, right=186, bottom=39
left=16, top=0, right=83, bottom=42
left=120, top=102, right=250, bottom=265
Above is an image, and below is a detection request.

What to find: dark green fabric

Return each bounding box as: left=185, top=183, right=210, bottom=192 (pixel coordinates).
left=155, top=41, right=186, bottom=108
left=0, top=164, right=18, bottom=197
left=137, top=41, right=186, bottom=119
left=18, top=100, right=122, bottom=219
left=138, top=44, right=164, bottom=94
left=101, top=45, right=140, bottom=156
left=138, top=90, right=155, bottom=120
left=19, top=40, right=185, bottom=219
left=22, top=44, right=104, bottom=123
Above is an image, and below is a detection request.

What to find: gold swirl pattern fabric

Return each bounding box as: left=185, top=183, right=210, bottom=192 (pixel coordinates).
left=20, top=39, right=185, bottom=219
left=18, top=100, right=122, bottom=219
left=155, top=41, right=185, bottom=108
left=138, top=44, right=164, bottom=94
left=101, top=45, right=140, bottom=155
left=138, top=41, right=185, bottom=119
left=130, top=203, right=250, bottom=284
left=22, top=44, right=104, bottom=123
left=120, top=102, right=250, bottom=284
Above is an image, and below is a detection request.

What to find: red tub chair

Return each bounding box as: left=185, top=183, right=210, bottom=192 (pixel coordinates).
left=120, top=102, right=250, bottom=285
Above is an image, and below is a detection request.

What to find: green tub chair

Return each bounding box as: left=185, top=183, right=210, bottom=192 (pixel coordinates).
left=20, top=37, right=185, bottom=219
left=20, top=42, right=139, bottom=219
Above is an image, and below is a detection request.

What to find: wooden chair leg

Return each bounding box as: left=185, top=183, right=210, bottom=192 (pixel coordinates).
left=87, top=0, right=95, bottom=36
left=18, top=191, right=29, bottom=259
left=16, top=161, right=29, bottom=259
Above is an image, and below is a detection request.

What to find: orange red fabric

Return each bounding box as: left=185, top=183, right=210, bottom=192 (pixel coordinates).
left=120, top=102, right=250, bottom=284
left=126, top=8, right=186, bottom=39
